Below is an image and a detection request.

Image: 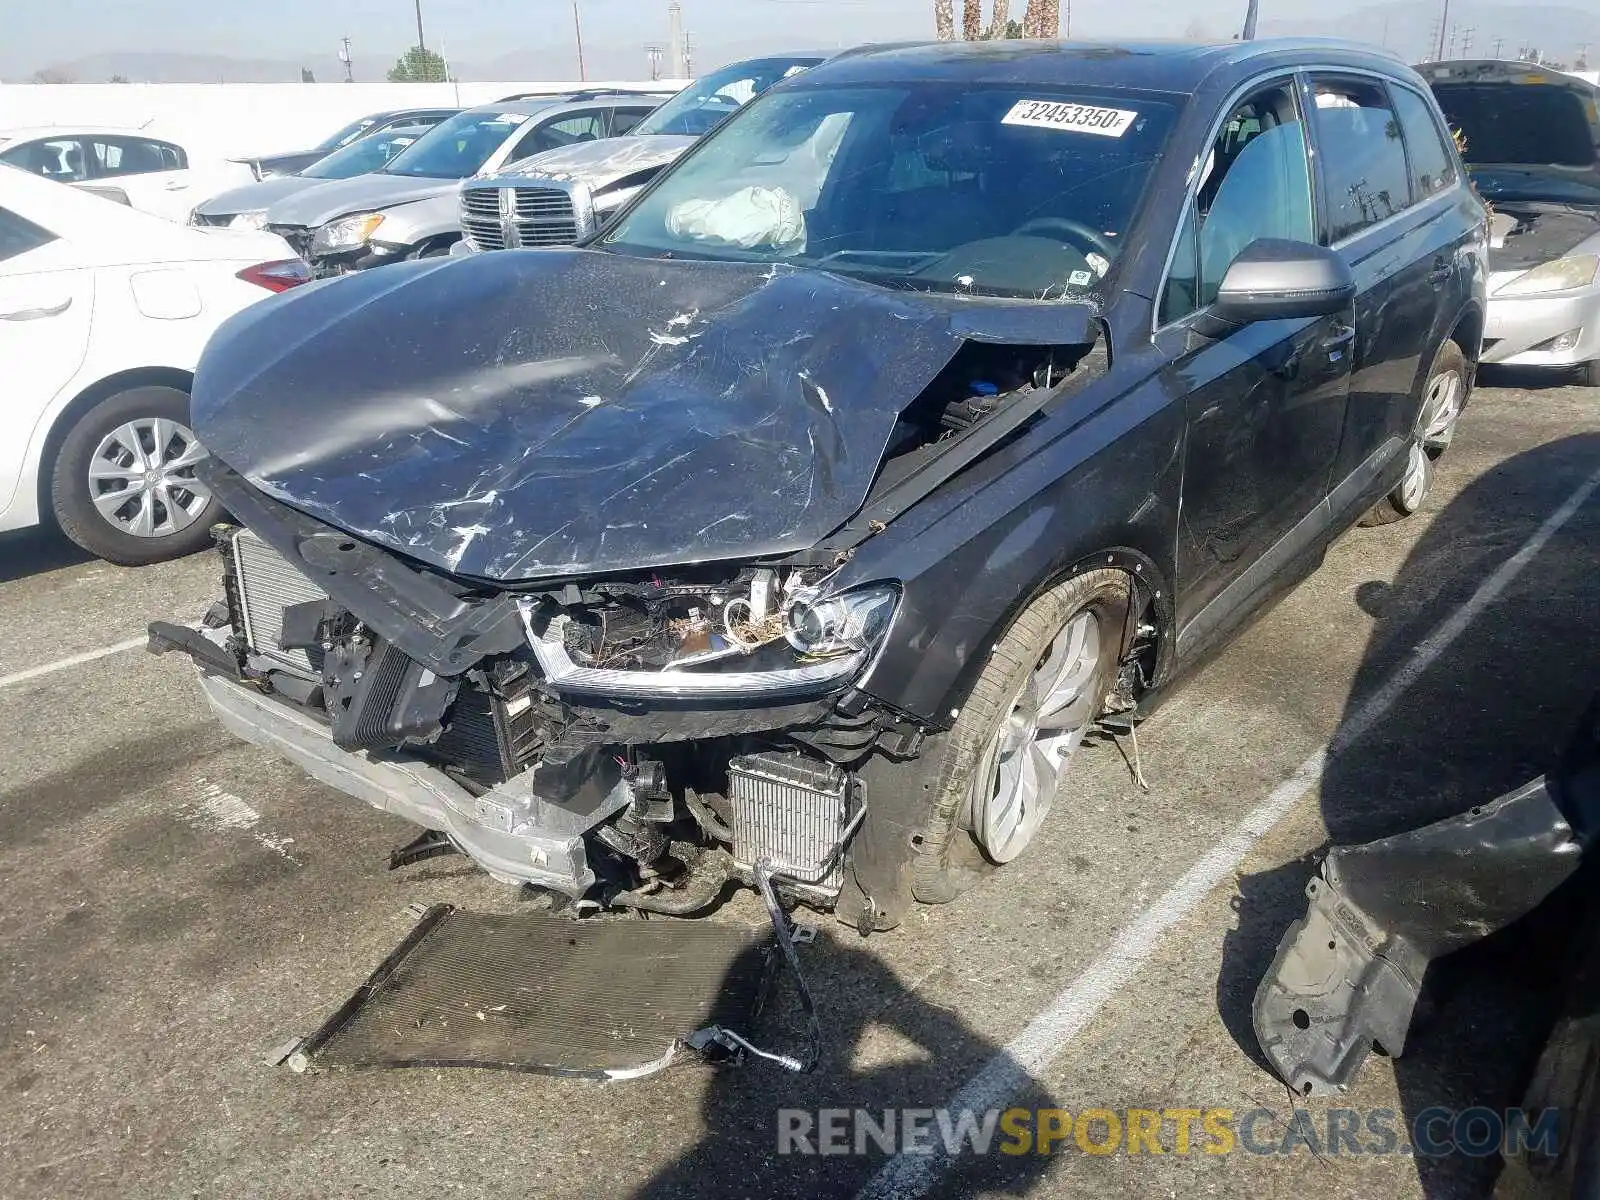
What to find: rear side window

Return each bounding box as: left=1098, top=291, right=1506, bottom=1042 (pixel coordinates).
left=1391, top=86, right=1457, bottom=199
left=1311, top=77, right=1412, bottom=242
left=0, top=206, right=58, bottom=262
left=610, top=107, right=655, bottom=136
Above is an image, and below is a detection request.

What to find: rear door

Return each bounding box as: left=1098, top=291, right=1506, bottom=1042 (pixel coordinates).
left=1161, top=77, right=1354, bottom=655
left=0, top=206, right=93, bottom=522
left=1305, top=74, right=1468, bottom=509
left=91, top=136, right=195, bottom=221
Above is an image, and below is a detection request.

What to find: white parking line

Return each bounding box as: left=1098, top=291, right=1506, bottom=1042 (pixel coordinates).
left=0, top=636, right=148, bottom=692
left=860, top=464, right=1600, bottom=1200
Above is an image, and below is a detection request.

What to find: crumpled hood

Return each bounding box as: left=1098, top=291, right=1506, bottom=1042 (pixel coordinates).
left=1488, top=200, right=1600, bottom=273
left=266, top=172, right=455, bottom=227
left=494, top=135, right=698, bottom=194
left=196, top=175, right=322, bottom=219
left=192, top=248, right=1093, bottom=582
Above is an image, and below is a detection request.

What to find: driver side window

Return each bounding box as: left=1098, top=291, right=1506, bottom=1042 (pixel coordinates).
left=1162, top=82, right=1315, bottom=324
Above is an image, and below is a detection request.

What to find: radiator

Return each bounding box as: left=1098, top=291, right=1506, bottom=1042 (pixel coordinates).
left=728, top=753, right=860, bottom=893
left=228, top=527, right=327, bottom=676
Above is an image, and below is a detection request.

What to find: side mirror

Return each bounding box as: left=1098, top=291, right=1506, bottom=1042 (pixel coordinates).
left=1197, top=239, right=1356, bottom=337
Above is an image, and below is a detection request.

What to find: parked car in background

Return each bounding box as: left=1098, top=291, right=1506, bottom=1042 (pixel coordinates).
left=157, top=40, right=1486, bottom=932
left=1421, top=60, right=1600, bottom=386
left=0, top=127, right=249, bottom=222
left=0, top=166, right=310, bottom=564
left=191, top=124, right=449, bottom=230
left=263, top=91, right=668, bottom=275
left=458, top=56, right=823, bottom=252
left=231, top=108, right=461, bottom=180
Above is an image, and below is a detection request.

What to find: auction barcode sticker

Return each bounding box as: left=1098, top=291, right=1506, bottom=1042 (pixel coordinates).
left=1002, top=99, right=1139, bottom=137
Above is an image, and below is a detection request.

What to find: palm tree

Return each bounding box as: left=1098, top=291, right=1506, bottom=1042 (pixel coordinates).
left=935, top=0, right=955, bottom=40
left=963, top=0, right=983, bottom=40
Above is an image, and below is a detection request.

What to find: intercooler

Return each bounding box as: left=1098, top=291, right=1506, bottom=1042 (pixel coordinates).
left=728, top=753, right=861, bottom=894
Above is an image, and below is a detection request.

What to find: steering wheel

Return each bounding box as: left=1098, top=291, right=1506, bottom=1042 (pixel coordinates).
left=1009, top=217, right=1117, bottom=261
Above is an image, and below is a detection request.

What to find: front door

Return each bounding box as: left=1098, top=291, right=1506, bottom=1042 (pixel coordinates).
left=1159, top=79, right=1355, bottom=654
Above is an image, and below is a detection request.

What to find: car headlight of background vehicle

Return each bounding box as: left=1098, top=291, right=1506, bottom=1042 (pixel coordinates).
left=229, top=210, right=269, bottom=231
left=784, top=584, right=900, bottom=659
left=1495, top=254, right=1600, bottom=297
left=310, top=212, right=386, bottom=254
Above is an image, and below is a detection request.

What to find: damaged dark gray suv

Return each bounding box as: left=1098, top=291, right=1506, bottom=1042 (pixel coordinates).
left=152, top=39, right=1487, bottom=932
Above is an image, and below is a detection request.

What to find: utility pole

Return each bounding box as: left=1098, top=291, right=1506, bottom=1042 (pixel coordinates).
left=339, top=35, right=353, bottom=82
left=1242, top=0, right=1260, bottom=41
left=645, top=44, right=664, bottom=81
left=1460, top=26, right=1474, bottom=56
left=1434, top=0, right=1451, bottom=61
left=1492, top=36, right=1504, bottom=58
left=572, top=0, right=587, bottom=81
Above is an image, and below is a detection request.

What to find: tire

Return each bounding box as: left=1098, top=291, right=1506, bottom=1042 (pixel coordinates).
left=1361, top=340, right=1469, bottom=527
left=50, top=385, right=221, bottom=566
left=888, top=570, right=1130, bottom=906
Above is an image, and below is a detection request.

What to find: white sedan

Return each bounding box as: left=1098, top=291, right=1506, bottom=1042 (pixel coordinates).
left=0, top=164, right=311, bottom=565
left=0, top=126, right=251, bottom=223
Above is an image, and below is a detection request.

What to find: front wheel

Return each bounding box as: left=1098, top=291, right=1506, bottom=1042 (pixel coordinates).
left=49, top=385, right=221, bottom=565
left=887, top=570, right=1129, bottom=906
left=1361, top=340, right=1469, bottom=527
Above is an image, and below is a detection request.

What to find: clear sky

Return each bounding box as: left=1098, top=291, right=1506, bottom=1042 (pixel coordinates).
left=3, top=0, right=1279, bottom=75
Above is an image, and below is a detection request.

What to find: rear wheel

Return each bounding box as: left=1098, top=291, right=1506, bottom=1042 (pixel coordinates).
left=50, top=385, right=220, bottom=565
left=893, top=570, right=1129, bottom=905
left=1361, top=340, right=1468, bottom=527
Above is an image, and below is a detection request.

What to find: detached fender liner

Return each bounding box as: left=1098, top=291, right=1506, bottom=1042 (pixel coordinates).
left=1253, top=777, right=1585, bottom=1096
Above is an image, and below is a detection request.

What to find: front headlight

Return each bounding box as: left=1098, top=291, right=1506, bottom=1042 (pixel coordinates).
left=310, top=212, right=385, bottom=254
left=229, top=210, right=269, bottom=231
left=784, top=585, right=899, bottom=659
left=1496, top=254, right=1600, bottom=297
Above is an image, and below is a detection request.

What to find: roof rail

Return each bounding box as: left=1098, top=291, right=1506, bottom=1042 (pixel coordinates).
left=494, top=88, right=670, bottom=103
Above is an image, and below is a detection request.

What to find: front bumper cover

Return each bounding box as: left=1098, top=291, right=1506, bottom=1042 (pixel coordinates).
left=1482, top=282, right=1600, bottom=367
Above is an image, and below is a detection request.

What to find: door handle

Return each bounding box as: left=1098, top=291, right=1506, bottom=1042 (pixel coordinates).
left=0, top=297, right=72, bottom=321
left=164, top=180, right=190, bottom=190
left=1427, top=260, right=1453, bottom=285
left=1321, top=324, right=1357, bottom=350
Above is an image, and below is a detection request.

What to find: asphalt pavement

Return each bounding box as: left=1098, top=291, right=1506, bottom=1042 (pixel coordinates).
left=0, top=374, right=1596, bottom=1199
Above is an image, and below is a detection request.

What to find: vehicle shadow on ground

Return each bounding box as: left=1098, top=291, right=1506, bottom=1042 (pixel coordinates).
left=0, top=527, right=94, bottom=584
left=633, top=934, right=1058, bottom=1199
left=1218, top=431, right=1600, bottom=1197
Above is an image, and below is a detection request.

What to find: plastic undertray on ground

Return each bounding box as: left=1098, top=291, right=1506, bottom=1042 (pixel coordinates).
left=284, top=904, right=775, bottom=1079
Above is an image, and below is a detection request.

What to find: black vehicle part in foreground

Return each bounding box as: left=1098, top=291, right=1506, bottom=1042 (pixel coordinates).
left=1254, top=698, right=1600, bottom=1098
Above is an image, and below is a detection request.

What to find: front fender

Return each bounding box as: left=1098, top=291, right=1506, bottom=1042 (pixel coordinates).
left=843, top=373, right=1184, bottom=727
left=371, top=194, right=460, bottom=248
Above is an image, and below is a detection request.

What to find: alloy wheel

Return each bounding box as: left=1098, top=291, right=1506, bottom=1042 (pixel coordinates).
left=972, top=610, right=1104, bottom=863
